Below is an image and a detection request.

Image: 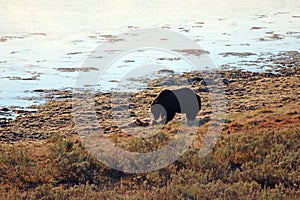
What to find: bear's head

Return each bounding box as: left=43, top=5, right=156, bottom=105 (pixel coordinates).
left=150, top=102, right=167, bottom=123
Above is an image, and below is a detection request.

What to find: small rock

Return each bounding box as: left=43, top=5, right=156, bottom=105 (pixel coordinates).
left=223, top=79, right=230, bottom=85
left=158, top=69, right=175, bottom=74
left=0, top=107, right=9, bottom=112
left=188, top=77, right=203, bottom=83
left=197, top=88, right=209, bottom=93
left=130, top=112, right=136, bottom=117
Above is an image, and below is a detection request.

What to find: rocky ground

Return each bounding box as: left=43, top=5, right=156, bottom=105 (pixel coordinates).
left=0, top=63, right=299, bottom=144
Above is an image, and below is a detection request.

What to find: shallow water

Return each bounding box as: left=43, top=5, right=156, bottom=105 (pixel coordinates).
left=0, top=0, right=299, bottom=112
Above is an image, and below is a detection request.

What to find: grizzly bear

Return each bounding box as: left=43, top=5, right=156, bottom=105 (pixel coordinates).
left=150, top=88, right=201, bottom=124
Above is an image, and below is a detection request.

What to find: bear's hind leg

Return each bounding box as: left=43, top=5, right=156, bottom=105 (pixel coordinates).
left=186, top=112, right=198, bottom=126
left=186, top=112, right=197, bottom=121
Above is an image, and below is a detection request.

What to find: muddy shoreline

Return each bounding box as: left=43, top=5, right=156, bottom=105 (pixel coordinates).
left=0, top=62, right=299, bottom=143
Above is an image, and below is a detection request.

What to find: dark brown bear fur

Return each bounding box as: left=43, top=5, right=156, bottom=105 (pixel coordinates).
left=151, top=88, right=201, bottom=124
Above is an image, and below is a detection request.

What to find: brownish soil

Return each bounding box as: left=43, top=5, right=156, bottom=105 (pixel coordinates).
left=0, top=65, right=299, bottom=144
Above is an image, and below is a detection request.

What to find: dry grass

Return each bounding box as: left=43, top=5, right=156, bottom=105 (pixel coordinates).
left=0, top=103, right=300, bottom=199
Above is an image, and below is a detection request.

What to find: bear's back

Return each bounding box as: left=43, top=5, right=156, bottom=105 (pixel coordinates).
left=172, top=88, right=201, bottom=112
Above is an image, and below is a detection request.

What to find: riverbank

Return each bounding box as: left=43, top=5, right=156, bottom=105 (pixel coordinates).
left=0, top=64, right=299, bottom=199
left=0, top=63, right=299, bottom=143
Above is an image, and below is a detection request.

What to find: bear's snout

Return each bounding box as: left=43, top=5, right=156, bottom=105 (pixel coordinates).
left=151, top=104, right=167, bottom=123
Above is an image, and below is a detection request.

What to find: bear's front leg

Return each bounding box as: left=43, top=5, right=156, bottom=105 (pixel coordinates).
left=165, top=111, right=176, bottom=124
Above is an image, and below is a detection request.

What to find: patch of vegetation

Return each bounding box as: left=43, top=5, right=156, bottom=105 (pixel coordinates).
left=0, top=125, right=299, bottom=199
